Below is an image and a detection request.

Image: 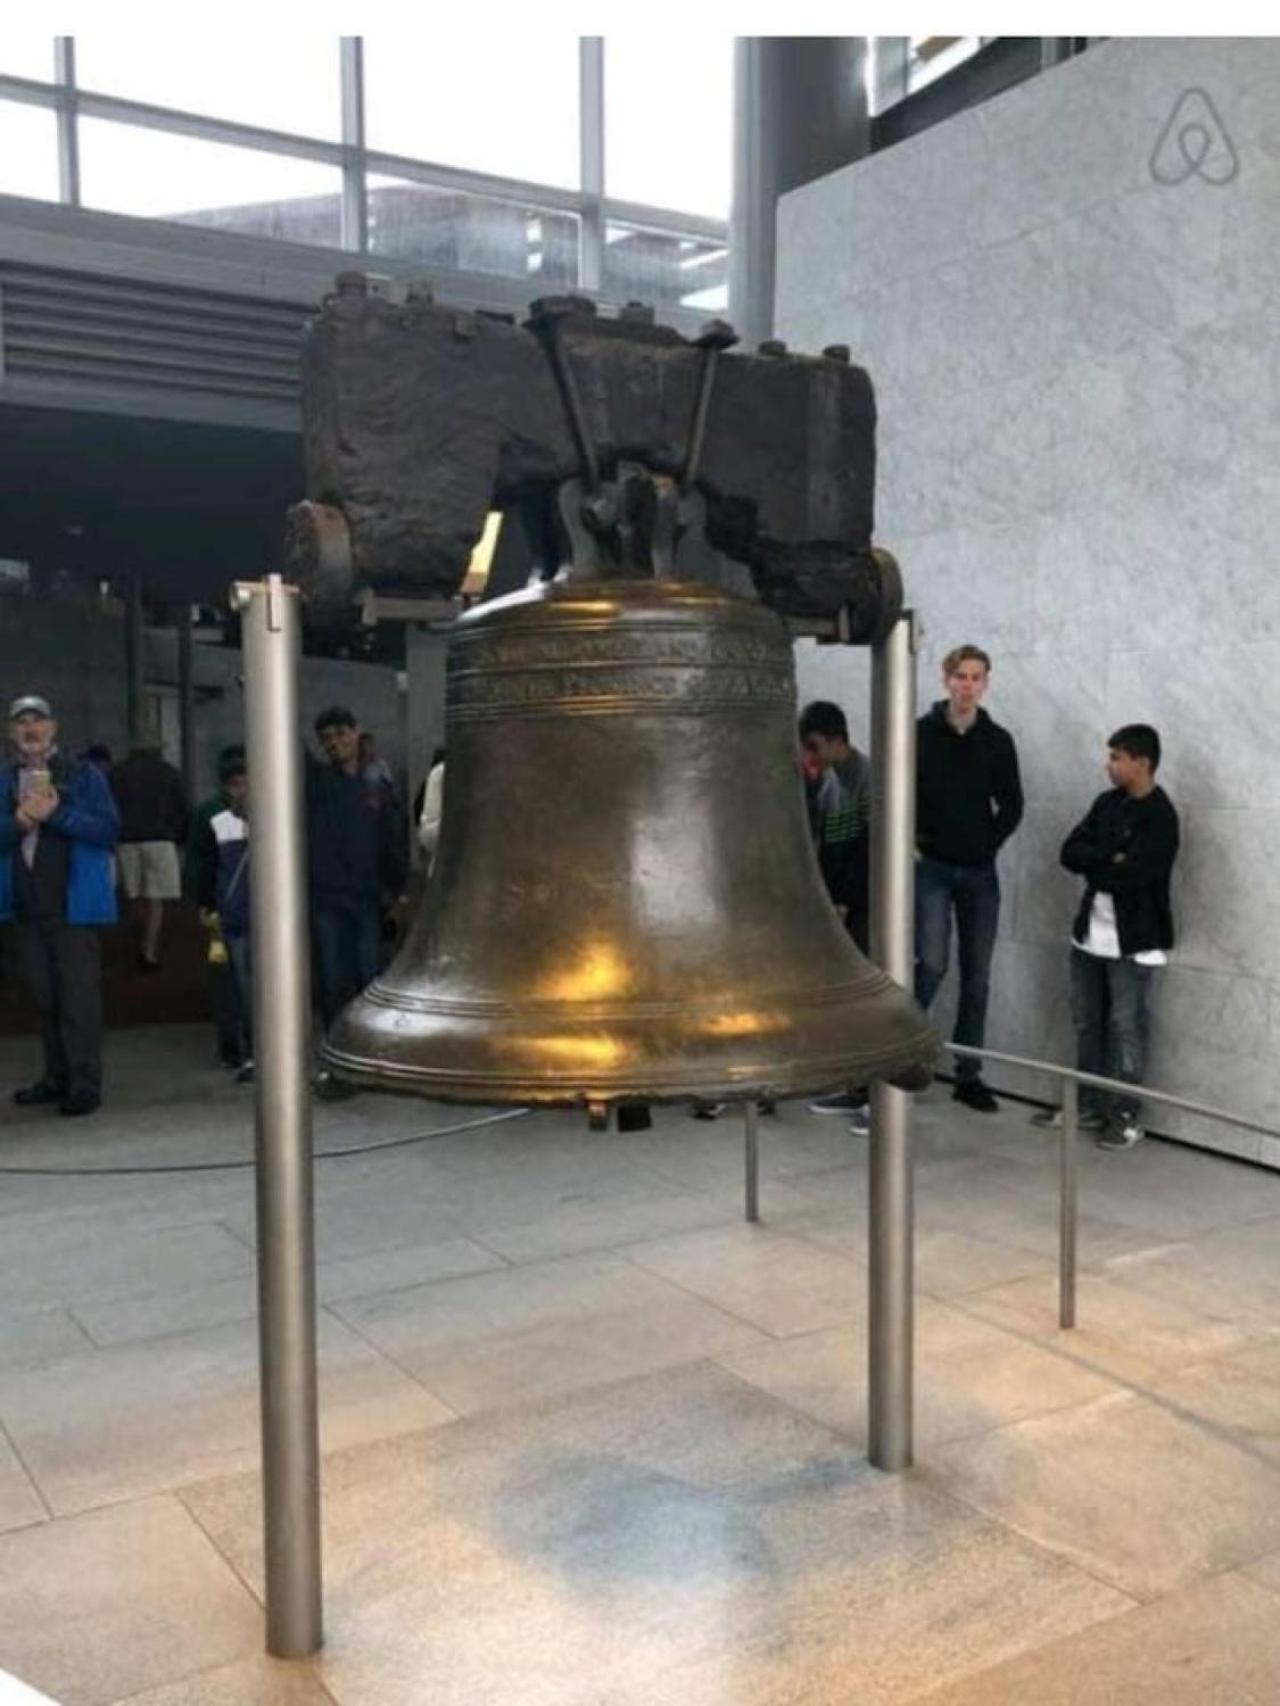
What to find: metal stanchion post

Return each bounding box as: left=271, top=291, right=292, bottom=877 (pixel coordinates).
left=744, top=1099, right=760, bottom=1224
left=868, top=611, right=918, bottom=1472
left=235, top=576, right=323, bottom=1658
left=1059, top=1074, right=1078, bottom=1330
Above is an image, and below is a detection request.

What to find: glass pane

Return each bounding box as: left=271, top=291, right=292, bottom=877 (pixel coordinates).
left=604, top=223, right=727, bottom=313
left=0, top=33, right=56, bottom=80
left=0, top=101, right=59, bottom=201
left=605, top=37, right=732, bottom=217
left=365, top=36, right=578, bottom=189
left=368, top=177, right=578, bottom=287
left=74, top=34, right=341, bottom=138
left=80, top=120, right=342, bottom=246
left=908, top=35, right=983, bottom=92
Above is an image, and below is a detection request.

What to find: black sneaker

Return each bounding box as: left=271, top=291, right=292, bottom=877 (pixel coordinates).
left=808, top=1091, right=863, bottom=1116
left=13, top=1080, right=64, bottom=1107
left=690, top=1101, right=726, bottom=1121
left=757, top=1098, right=777, bottom=1116
left=616, top=1104, right=652, bottom=1133
left=59, top=1088, right=101, bottom=1118
left=313, top=1070, right=357, bottom=1102
left=952, top=1079, right=999, bottom=1113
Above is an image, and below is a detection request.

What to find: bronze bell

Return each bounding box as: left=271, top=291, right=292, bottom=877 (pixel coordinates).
left=323, top=574, right=936, bottom=1110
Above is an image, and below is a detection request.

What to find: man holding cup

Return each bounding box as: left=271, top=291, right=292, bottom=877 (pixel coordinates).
left=0, top=696, right=119, bottom=1116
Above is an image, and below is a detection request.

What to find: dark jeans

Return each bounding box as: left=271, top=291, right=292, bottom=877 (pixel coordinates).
left=914, top=857, right=1000, bottom=1081
left=1069, top=950, right=1153, bottom=1126
left=15, top=918, right=103, bottom=1096
left=208, top=959, right=245, bottom=1067
left=226, top=934, right=253, bottom=1063
left=312, top=899, right=383, bottom=1028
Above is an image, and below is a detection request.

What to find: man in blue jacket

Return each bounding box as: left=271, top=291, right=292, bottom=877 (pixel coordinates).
left=0, top=695, right=119, bottom=1116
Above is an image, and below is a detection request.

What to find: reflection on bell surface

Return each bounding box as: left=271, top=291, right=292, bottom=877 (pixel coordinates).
left=323, top=574, right=936, bottom=1108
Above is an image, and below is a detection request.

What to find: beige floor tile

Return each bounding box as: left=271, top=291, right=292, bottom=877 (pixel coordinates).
left=1100, top=1213, right=1280, bottom=1324
left=113, top=1654, right=336, bottom=1705
left=717, top=1299, right=1121, bottom=1448
left=329, top=1251, right=767, bottom=1414
left=0, top=1426, right=45, bottom=1533
left=0, top=1221, right=253, bottom=1313
left=1071, top=1141, right=1280, bottom=1238
left=955, top=1271, right=1269, bottom=1383
left=916, top=1174, right=1164, bottom=1271
left=183, top=1363, right=1128, bottom=1706
left=1146, top=1344, right=1280, bottom=1465
left=470, top=1186, right=750, bottom=1265
left=933, top=1388, right=1280, bottom=1598
left=74, top=1237, right=507, bottom=1348
left=622, top=1223, right=867, bottom=1336
left=800, top=1215, right=1054, bottom=1298
left=0, top=1313, right=453, bottom=1515
left=916, top=1570, right=1280, bottom=1704
left=0, top=1496, right=260, bottom=1706
left=1241, top=1547, right=1280, bottom=1597
left=71, top=1275, right=259, bottom=1350
left=0, top=1306, right=93, bottom=1370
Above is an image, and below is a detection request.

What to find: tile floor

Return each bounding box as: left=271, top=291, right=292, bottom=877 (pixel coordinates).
left=0, top=1026, right=1278, bottom=1703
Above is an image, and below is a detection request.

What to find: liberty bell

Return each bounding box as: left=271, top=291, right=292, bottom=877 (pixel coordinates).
left=322, top=470, right=936, bottom=1116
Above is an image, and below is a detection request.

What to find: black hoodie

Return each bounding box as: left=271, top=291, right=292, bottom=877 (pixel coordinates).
left=916, top=702, right=1023, bottom=867
left=1061, top=786, right=1179, bottom=956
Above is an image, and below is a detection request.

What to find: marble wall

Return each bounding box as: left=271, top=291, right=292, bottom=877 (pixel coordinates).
left=777, top=38, right=1280, bottom=1163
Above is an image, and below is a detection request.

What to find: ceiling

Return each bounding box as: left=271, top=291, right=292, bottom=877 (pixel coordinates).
left=0, top=402, right=304, bottom=604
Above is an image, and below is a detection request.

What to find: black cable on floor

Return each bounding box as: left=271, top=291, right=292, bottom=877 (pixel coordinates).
left=0, top=1105, right=532, bottom=1178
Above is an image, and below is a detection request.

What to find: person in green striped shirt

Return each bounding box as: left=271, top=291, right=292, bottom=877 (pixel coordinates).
left=799, top=700, right=873, bottom=1132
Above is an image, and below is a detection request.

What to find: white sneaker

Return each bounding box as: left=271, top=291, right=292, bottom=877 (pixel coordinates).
left=1097, top=1121, right=1144, bottom=1151
left=1032, top=1106, right=1106, bottom=1133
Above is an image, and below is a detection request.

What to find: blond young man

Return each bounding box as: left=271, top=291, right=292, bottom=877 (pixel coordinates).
left=915, top=645, right=1023, bottom=1111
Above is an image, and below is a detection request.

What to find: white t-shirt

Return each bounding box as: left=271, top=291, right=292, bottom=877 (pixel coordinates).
left=1074, top=891, right=1167, bottom=967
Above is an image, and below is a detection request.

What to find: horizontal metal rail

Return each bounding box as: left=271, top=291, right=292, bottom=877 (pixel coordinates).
left=954, top=1042, right=1280, bottom=1330
left=950, top=1043, right=1280, bottom=1143
left=741, top=1044, right=1280, bottom=1338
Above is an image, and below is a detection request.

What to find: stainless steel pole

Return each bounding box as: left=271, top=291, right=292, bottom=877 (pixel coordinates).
left=236, top=576, right=323, bottom=1658
left=744, top=1099, right=760, bottom=1224
left=868, top=611, right=918, bottom=1472
left=1059, top=1074, right=1078, bottom=1330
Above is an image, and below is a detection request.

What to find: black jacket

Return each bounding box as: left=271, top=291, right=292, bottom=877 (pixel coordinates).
left=110, top=749, right=190, bottom=845
left=916, top=703, right=1023, bottom=867
left=1061, top=786, right=1179, bottom=955
left=305, top=758, right=407, bottom=907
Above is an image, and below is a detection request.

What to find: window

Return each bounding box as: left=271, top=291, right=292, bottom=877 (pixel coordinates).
left=604, top=36, right=732, bottom=218
left=367, top=176, right=578, bottom=287
left=74, top=35, right=342, bottom=138
left=0, top=102, right=59, bottom=201
left=364, top=36, right=579, bottom=189
left=0, top=34, right=56, bottom=81
left=908, top=36, right=986, bottom=92
left=79, top=120, right=342, bottom=246
left=604, top=222, right=727, bottom=313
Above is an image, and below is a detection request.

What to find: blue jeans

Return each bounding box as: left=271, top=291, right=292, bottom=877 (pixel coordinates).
left=1069, top=950, right=1153, bottom=1126
left=914, top=857, right=1000, bottom=1081
left=312, top=900, right=383, bottom=1028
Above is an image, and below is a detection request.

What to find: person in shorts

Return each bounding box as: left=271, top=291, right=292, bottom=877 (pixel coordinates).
left=110, top=745, right=190, bottom=971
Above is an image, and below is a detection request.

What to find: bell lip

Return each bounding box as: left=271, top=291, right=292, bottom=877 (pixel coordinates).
left=319, top=1031, right=940, bottom=1107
